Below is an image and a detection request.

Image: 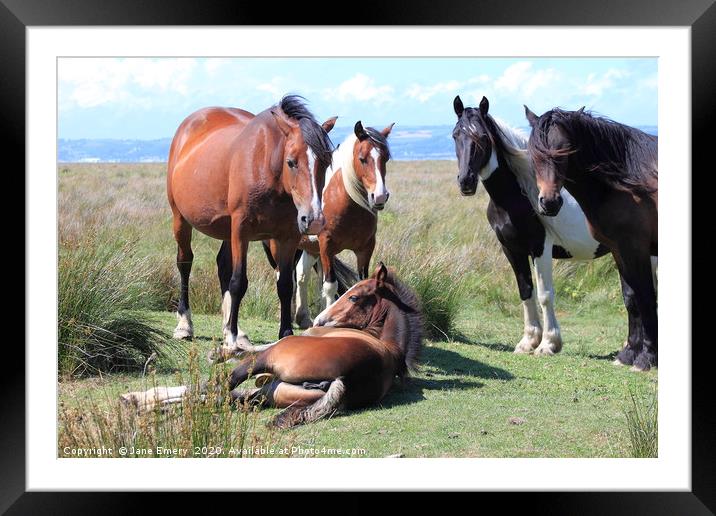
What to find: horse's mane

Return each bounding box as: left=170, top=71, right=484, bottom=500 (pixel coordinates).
left=528, top=108, right=658, bottom=194
left=278, top=94, right=334, bottom=168
left=484, top=116, right=542, bottom=210
left=381, top=270, right=423, bottom=375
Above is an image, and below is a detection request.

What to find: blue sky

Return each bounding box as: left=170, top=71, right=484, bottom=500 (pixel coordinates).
left=58, top=57, right=657, bottom=139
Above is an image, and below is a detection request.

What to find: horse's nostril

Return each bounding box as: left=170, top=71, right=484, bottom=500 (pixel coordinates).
left=300, top=215, right=307, bottom=223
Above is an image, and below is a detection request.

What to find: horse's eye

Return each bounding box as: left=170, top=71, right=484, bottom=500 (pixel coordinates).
left=349, top=295, right=359, bottom=303
left=286, top=158, right=297, bottom=169
left=359, top=157, right=367, bottom=165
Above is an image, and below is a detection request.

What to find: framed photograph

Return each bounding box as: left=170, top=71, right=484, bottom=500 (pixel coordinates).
left=12, top=0, right=712, bottom=511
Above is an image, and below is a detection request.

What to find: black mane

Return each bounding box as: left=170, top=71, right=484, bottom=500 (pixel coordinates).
left=528, top=108, right=657, bottom=194
left=278, top=94, right=334, bottom=167
left=383, top=270, right=423, bottom=374
left=364, top=126, right=391, bottom=159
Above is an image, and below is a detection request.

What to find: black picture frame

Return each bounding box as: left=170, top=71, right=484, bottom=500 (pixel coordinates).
left=9, top=0, right=712, bottom=513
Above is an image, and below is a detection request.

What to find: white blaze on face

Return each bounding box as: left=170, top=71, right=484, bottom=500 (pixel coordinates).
left=370, top=148, right=389, bottom=204
left=306, top=148, right=321, bottom=214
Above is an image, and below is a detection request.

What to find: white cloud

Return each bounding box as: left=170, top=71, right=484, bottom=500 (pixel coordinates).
left=405, top=80, right=463, bottom=102
left=323, top=73, right=393, bottom=103
left=494, top=61, right=558, bottom=99
left=580, top=68, right=629, bottom=96
left=59, top=58, right=197, bottom=109
left=256, top=77, right=290, bottom=98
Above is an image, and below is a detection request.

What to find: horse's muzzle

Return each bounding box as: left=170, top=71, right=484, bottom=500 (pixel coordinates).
left=538, top=195, right=563, bottom=216
left=299, top=212, right=325, bottom=235
left=459, top=174, right=478, bottom=196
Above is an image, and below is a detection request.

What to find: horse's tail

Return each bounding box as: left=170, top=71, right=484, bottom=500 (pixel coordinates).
left=333, top=257, right=359, bottom=295
left=271, top=377, right=346, bottom=428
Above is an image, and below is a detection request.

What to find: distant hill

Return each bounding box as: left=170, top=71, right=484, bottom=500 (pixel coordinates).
left=58, top=125, right=658, bottom=163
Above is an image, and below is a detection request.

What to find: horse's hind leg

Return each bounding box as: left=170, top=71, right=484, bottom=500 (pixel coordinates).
left=532, top=242, right=563, bottom=355
left=502, top=245, right=542, bottom=353
left=294, top=251, right=318, bottom=329
left=271, top=378, right=346, bottom=429
left=172, top=213, right=194, bottom=340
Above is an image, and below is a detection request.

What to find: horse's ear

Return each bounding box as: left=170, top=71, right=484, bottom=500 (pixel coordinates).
left=354, top=121, right=369, bottom=141
left=322, top=116, right=338, bottom=133
left=524, top=105, right=539, bottom=128
left=373, top=262, right=388, bottom=286
left=453, top=95, right=464, bottom=118
left=271, top=110, right=295, bottom=137
left=577, top=106, right=586, bottom=115
left=381, top=122, right=395, bottom=138
left=479, top=96, right=489, bottom=116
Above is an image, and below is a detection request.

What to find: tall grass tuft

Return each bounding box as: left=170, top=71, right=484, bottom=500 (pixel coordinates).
left=58, top=235, right=179, bottom=378
left=58, top=347, right=291, bottom=457
left=374, top=224, right=470, bottom=340
left=623, top=386, right=658, bottom=458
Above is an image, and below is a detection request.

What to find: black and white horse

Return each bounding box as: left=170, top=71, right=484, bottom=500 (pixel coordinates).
left=452, top=95, right=610, bottom=355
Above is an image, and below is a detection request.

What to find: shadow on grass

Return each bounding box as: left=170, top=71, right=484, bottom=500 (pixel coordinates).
left=587, top=350, right=620, bottom=361
left=421, top=346, right=514, bottom=380
left=359, top=376, right=485, bottom=412
left=444, top=331, right=516, bottom=353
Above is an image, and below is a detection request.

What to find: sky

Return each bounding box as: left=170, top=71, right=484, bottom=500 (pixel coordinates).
left=58, top=57, right=657, bottom=140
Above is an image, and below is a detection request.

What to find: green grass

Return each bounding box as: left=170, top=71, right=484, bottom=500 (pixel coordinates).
left=57, top=162, right=656, bottom=457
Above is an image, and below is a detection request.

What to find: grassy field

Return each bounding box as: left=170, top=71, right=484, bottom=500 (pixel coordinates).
left=57, top=161, right=657, bottom=458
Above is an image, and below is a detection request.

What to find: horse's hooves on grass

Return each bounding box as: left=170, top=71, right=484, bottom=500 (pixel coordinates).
left=513, top=345, right=536, bottom=355
left=630, top=364, right=651, bottom=373
left=173, top=328, right=193, bottom=340
left=534, top=346, right=556, bottom=356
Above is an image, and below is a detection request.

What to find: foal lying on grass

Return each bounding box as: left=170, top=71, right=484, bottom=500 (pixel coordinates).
left=121, top=263, right=423, bottom=428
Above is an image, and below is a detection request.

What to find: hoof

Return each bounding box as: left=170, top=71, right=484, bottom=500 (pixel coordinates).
left=254, top=373, right=274, bottom=387
left=630, top=364, right=651, bottom=373
left=612, top=358, right=626, bottom=366
left=513, top=345, right=534, bottom=354
left=534, top=345, right=556, bottom=356
left=295, top=315, right=312, bottom=330
left=173, top=327, right=193, bottom=340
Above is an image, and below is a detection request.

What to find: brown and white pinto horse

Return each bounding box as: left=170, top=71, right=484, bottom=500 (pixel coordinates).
left=525, top=106, right=658, bottom=371
left=291, top=121, right=394, bottom=328
left=121, top=263, right=423, bottom=428
left=166, top=96, right=336, bottom=355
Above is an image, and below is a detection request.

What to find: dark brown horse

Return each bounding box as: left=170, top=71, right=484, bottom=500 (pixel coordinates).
left=292, top=121, right=394, bottom=327
left=121, top=263, right=423, bottom=428
left=166, top=96, right=337, bottom=357
left=524, top=106, right=658, bottom=371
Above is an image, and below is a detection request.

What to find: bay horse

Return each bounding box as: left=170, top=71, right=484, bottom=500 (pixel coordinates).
left=166, top=95, right=337, bottom=356
left=265, top=121, right=394, bottom=329
left=121, top=263, right=423, bottom=429
left=452, top=96, right=609, bottom=355
left=524, top=106, right=658, bottom=371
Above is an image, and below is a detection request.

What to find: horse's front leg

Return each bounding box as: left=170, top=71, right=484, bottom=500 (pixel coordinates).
left=318, top=236, right=338, bottom=311
left=275, top=239, right=299, bottom=339
left=533, top=242, right=563, bottom=355
left=502, top=244, right=542, bottom=353
left=355, top=237, right=376, bottom=280
left=615, top=249, right=658, bottom=371
left=294, top=251, right=318, bottom=329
